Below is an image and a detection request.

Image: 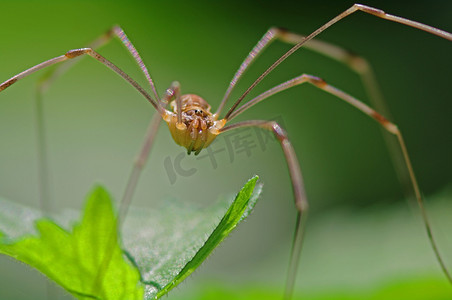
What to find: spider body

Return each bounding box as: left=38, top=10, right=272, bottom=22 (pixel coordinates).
left=163, top=93, right=225, bottom=155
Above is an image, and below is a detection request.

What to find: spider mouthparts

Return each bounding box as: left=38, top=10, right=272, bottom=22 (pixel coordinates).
left=187, top=140, right=195, bottom=155
left=194, top=141, right=206, bottom=156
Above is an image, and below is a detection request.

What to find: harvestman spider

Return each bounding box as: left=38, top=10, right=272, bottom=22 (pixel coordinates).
left=1, top=4, right=452, bottom=299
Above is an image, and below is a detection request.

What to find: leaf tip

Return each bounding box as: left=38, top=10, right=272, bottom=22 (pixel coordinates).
left=85, top=184, right=114, bottom=211
left=90, top=184, right=109, bottom=198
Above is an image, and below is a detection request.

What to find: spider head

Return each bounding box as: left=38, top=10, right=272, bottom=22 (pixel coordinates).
left=164, top=94, right=225, bottom=155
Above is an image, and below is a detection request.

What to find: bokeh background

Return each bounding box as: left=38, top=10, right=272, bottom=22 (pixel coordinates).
left=0, top=0, right=451, bottom=299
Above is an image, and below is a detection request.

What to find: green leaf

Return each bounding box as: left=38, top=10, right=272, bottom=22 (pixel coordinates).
left=120, top=176, right=262, bottom=299
left=154, top=175, right=260, bottom=298
left=0, top=186, right=144, bottom=300
left=0, top=176, right=262, bottom=299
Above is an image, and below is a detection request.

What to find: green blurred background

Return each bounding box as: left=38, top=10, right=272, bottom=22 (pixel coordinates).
left=0, top=0, right=451, bottom=299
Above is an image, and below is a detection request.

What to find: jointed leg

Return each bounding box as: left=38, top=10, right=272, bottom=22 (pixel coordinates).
left=36, top=28, right=113, bottom=94
left=117, top=81, right=178, bottom=223
left=248, top=28, right=392, bottom=121
left=111, top=26, right=160, bottom=101
left=118, top=112, right=163, bottom=225
left=0, top=30, right=167, bottom=293
left=29, top=26, right=162, bottom=213
left=37, top=26, right=160, bottom=100
left=215, top=27, right=383, bottom=117
left=223, top=72, right=452, bottom=284
left=215, top=28, right=279, bottom=117
left=34, top=28, right=121, bottom=219
left=215, top=25, right=410, bottom=197
left=33, top=30, right=115, bottom=220
left=1, top=26, right=162, bottom=299
left=223, top=4, right=452, bottom=120
left=92, top=110, right=163, bottom=293
left=35, top=90, right=51, bottom=214
left=220, top=120, right=307, bottom=300
left=228, top=73, right=395, bottom=129
left=215, top=25, right=393, bottom=144
left=93, top=84, right=174, bottom=294
left=0, top=48, right=162, bottom=113
left=283, top=33, right=411, bottom=197
left=168, top=81, right=182, bottom=125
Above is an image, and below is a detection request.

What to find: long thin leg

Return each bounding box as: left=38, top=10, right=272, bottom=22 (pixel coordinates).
left=33, top=26, right=138, bottom=214
left=92, top=86, right=177, bottom=293
left=111, top=26, right=161, bottom=101
left=118, top=114, right=163, bottom=225
left=215, top=28, right=278, bottom=117
left=220, top=120, right=307, bottom=300
left=38, top=26, right=160, bottom=101
left=33, top=30, right=113, bottom=221
left=33, top=25, right=163, bottom=212
left=21, top=27, right=161, bottom=299
left=0, top=48, right=164, bottom=114
left=0, top=27, right=165, bottom=296
left=34, top=91, right=59, bottom=300
left=35, top=93, right=57, bottom=298
left=228, top=73, right=394, bottom=123
left=91, top=111, right=163, bottom=293
left=223, top=4, right=452, bottom=120
left=223, top=73, right=452, bottom=285
left=168, top=81, right=182, bottom=125
left=37, top=29, right=113, bottom=94
left=215, top=27, right=383, bottom=117
left=34, top=89, right=51, bottom=213
left=215, top=25, right=410, bottom=198
left=118, top=83, right=177, bottom=224
left=249, top=29, right=408, bottom=192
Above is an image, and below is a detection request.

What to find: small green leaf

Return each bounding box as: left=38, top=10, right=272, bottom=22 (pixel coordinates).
left=154, top=175, right=261, bottom=298
left=119, top=176, right=262, bottom=299
left=0, top=186, right=144, bottom=300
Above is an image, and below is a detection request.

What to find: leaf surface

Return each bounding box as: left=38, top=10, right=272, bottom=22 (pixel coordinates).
left=0, top=186, right=143, bottom=299
left=0, top=176, right=262, bottom=299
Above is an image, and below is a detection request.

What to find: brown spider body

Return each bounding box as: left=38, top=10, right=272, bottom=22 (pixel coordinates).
left=163, top=94, right=225, bottom=155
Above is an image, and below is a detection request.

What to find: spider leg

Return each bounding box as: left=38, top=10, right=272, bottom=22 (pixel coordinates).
left=34, top=26, right=154, bottom=215
left=0, top=48, right=163, bottom=113
left=223, top=72, right=452, bottom=289
left=93, top=86, right=174, bottom=295
left=111, top=25, right=160, bottom=101
left=261, top=28, right=410, bottom=196
left=37, top=25, right=160, bottom=100
left=1, top=45, right=164, bottom=218
left=217, top=19, right=448, bottom=198
left=34, top=24, right=172, bottom=216
left=36, top=29, right=112, bottom=94
left=220, top=120, right=307, bottom=300
left=215, top=28, right=279, bottom=117
left=169, top=81, right=182, bottom=125
left=0, top=34, right=169, bottom=294
left=215, top=25, right=411, bottom=202
left=216, top=26, right=388, bottom=118
left=91, top=111, right=162, bottom=294
left=223, top=4, right=452, bottom=121
left=119, top=80, right=178, bottom=227
left=118, top=112, right=163, bottom=224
